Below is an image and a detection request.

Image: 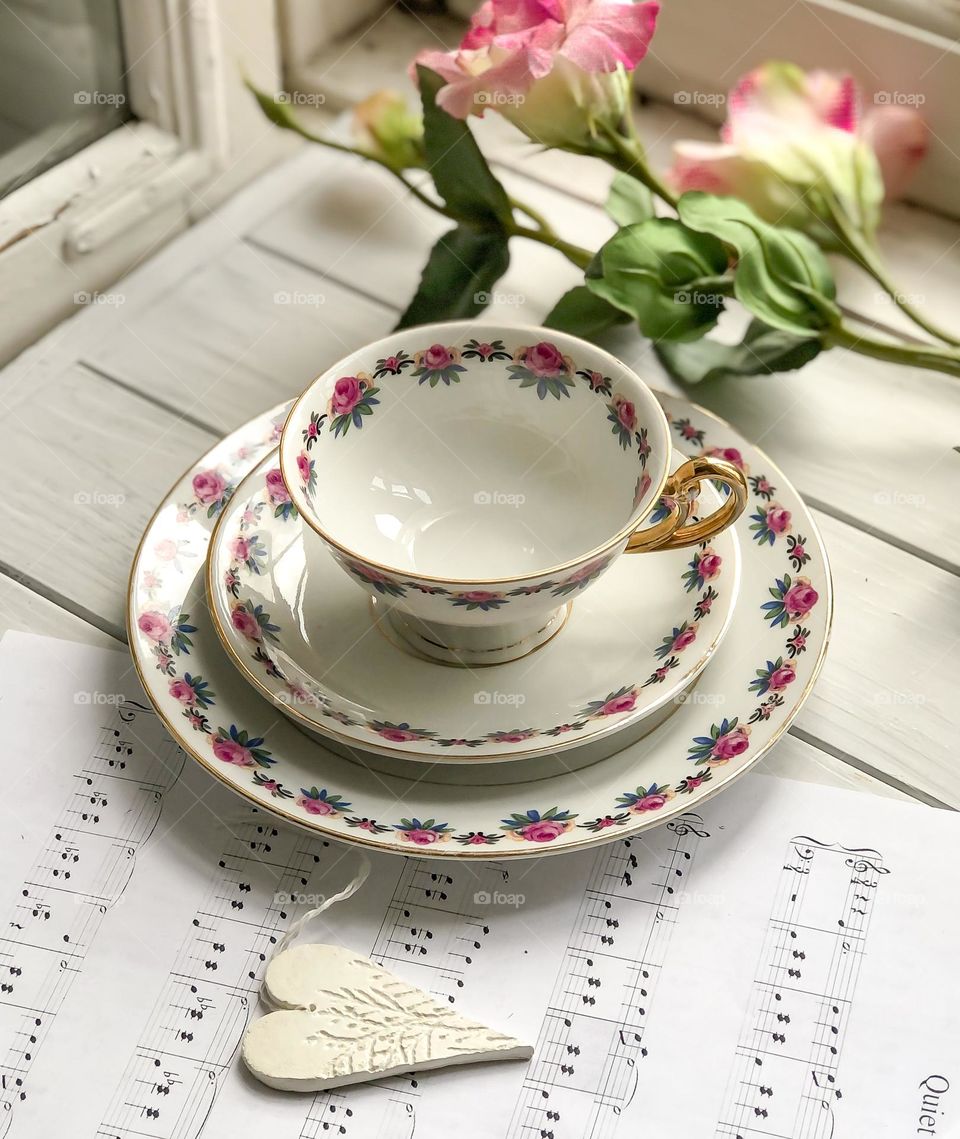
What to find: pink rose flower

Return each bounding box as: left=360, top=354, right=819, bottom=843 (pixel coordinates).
left=496, top=730, right=534, bottom=743
left=570, top=557, right=607, bottom=582
left=404, top=828, right=441, bottom=846
left=422, top=343, right=455, bottom=370
left=519, top=819, right=567, bottom=843
left=137, top=611, right=172, bottom=642
left=462, top=590, right=499, bottom=602
left=192, top=469, right=226, bottom=504
left=168, top=679, right=195, bottom=703
left=600, top=690, right=638, bottom=716
left=265, top=468, right=290, bottom=503
left=465, top=833, right=490, bottom=845
left=684, top=773, right=707, bottom=790
left=414, top=0, right=659, bottom=149
left=329, top=376, right=365, bottom=417
left=523, top=341, right=566, bottom=376
left=711, top=726, right=750, bottom=762
left=378, top=726, right=419, bottom=743
left=259, top=779, right=281, bottom=793
left=629, top=792, right=669, bottom=813
left=705, top=446, right=745, bottom=471
left=153, top=539, right=178, bottom=561
left=584, top=370, right=605, bottom=389
left=593, top=815, right=620, bottom=829
left=296, top=795, right=336, bottom=816
left=211, top=738, right=254, bottom=766
left=668, top=62, right=927, bottom=238
left=230, top=606, right=261, bottom=640
left=296, top=453, right=312, bottom=483
left=784, top=580, right=819, bottom=618
left=766, top=505, right=792, bottom=534
left=230, top=537, right=251, bottom=562
left=614, top=395, right=637, bottom=432
left=673, top=625, right=698, bottom=651
left=769, top=663, right=796, bottom=691
left=791, top=542, right=807, bottom=561
left=698, top=550, right=722, bottom=579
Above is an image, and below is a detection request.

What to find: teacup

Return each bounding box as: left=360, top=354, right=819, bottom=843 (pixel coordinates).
left=280, top=321, right=747, bottom=665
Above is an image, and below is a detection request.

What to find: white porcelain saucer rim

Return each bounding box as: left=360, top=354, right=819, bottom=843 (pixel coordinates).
left=205, top=448, right=742, bottom=764
left=127, top=396, right=832, bottom=859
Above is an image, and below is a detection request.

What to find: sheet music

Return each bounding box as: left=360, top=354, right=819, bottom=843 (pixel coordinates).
left=1, top=632, right=957, bottom=1139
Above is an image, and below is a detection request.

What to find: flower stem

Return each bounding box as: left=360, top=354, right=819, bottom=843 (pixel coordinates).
left=826, top=200, right=960, bottom=348
left=829, top=322, right=960, bottom=379
left=249, top=85, right=594, bottom=271
left=510, top=224, right=594, bottom=270
left=598, top=122, right=679, bottom=211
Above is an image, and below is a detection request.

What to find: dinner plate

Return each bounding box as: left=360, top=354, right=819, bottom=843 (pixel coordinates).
left=205, top=448, right=739, bottom=765
left=128, top=395, right=831, bottom=858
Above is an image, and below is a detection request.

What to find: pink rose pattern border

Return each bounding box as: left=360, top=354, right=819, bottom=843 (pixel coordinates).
left=216, top=467, right=731, bottom=752
left=132, top=403, right=825, bottom=850
left=295, top=338, right=653, bottom=500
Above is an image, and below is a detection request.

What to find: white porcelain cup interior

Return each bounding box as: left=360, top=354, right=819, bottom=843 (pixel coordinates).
left=281, top=322, right=670, bottom=583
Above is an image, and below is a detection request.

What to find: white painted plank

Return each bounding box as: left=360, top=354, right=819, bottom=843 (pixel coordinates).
left=755, top=738, right=910, bottom=802
left=83, top=242, right=393, bottom=433
left=791, top=513, right=959, bottom=806
left=246, top=148, right=613, bottom=321
left=0, top=363, right=217, bottom=635
left=0, top=576, right=116, bottom=649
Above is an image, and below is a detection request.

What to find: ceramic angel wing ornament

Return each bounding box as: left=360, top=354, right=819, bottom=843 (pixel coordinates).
left=242, top=943, right=533, bottom=1091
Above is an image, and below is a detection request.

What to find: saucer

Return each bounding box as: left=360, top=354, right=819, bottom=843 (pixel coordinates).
left=128, top=395, right=831, bottom=858
left=205, top=450, right=740, bottom=765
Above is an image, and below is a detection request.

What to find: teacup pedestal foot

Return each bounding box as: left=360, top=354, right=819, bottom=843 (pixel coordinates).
left=380, top=605, right=570, bottom=667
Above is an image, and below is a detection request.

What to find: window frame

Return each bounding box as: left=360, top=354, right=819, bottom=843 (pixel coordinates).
left=0, top=0, right=287, bottom=366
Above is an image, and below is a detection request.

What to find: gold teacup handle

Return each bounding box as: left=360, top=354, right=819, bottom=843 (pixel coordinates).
left=626, top=456, right=749, bottom=553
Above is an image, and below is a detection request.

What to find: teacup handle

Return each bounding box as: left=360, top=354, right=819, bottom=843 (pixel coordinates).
left=626, top=456, right=748, bottom=553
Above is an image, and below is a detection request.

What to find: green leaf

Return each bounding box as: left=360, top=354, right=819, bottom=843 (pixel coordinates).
left=677, top=192, right=841, bottom=337
left=417, top=66, right=513, bottom=229
left=544, top=286, right=631, bottom=339
left=655, top=319, right=822, bottom=384
left=395, top=226, right=510, bottom=329
left=585, top=217, right=730, bottom=342
left=605, top=172, right=654, bottom=226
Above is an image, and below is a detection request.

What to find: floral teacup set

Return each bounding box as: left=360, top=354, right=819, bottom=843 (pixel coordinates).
left=130, top=321, right=831, bottom=857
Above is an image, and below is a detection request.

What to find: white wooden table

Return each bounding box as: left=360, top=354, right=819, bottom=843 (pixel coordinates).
left=2, top=102, right=957, bottom=812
